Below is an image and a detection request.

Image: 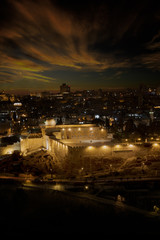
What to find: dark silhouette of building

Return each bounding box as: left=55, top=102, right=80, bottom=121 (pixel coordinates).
left=60, top=83, right=70, bottom=94
left=138, top=84, right=144, bottom=107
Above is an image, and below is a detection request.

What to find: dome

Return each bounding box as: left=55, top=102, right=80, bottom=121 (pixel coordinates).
left=45, top=119, right=56, bottom=126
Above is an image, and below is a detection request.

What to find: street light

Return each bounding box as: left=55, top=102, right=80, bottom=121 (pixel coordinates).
left=103, top=145, right=108, bottom=149
left=88, top=146, right=93, bottom=150
left=115, top=144, right=120, bottom=148
left=128, top=144, right=134, bottom=148
left=153, top=143, right=159, bottom=147
left=79, top=167, right=84, bottom=176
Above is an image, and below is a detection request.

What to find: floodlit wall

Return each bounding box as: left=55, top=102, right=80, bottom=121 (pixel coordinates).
left=63, top=144, right=160, bottom=174
left=61, top=126, right=107, bottom=140
left=21, top=137, right=44, bottom=154
left=45, top=136, right=69, bottom=170
left=45, top=124, right=109, bottom=140
left=47, top=137, right=68, bottom=159
left=0, top=142, right=20, bottom=155
left=70, top=144, right=160, bottom=160
left=51, top=143, right=160, bottom=167
left=19, top=130, right=160, bottom=172
left=66, top=145, right=136, bottom=164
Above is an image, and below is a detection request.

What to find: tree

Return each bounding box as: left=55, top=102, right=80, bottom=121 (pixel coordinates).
left=136, top=124, right=148, bottom=140
left=92, top=118, right=105, bottom=126
left=125, top=119, right=136, bottom=133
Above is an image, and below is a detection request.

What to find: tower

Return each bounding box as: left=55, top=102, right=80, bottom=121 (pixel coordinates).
left=60, top=83, right=70, bottom=94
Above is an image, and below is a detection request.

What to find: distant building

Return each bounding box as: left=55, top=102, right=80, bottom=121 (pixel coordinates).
left=138, top=84, right=144, bottom=107
left=60, top=83, right=70, bottom=94
left=0, top=136, right=20, bottom=155
left=0, top=90, right=9, bottom=101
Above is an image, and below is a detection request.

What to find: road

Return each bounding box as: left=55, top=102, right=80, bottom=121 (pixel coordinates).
left=20, top=179, right=160, bottom=218
left=1, top=181, right=160, bottom=237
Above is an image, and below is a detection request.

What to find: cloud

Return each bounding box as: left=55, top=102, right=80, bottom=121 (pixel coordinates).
left=0, top=0, right=134, bottom=86
left=139, top=29, right=160, bottom=70
left=140, top=52, right=160, bottom=70
left=0, top=0, right=160, bottom=88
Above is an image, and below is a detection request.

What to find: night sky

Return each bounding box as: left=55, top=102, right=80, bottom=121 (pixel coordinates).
left=1, top=0, right=160, bottom=93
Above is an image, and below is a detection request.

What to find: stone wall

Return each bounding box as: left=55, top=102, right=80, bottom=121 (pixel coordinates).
left=0, top=142, right=20, bottom=155
left=61, top=126, right=107, bottom=140
left=21, top=137, right=44, bottom=154
left=47, top=137, right=68, bottom=158
left=20, top=134, right=160, bottom=174
left=67, top=144, right=159, bottom=162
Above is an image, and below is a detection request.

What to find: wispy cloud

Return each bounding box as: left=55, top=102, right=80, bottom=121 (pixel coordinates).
left=0, top=0, right=160, bottom=88
left=140, top=52, right=160, bottom=70
left=0, top=0, right=134, bottom=87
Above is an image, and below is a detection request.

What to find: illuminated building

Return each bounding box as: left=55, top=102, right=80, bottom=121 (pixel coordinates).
left=20, top=123, right=160, bottom=164
left=0, top=90, right=9, bottom=101
left=0, top=135, right=20, bottom=155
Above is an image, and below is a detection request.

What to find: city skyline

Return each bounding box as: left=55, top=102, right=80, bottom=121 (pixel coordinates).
left=1, top=0, right=160, bottom=93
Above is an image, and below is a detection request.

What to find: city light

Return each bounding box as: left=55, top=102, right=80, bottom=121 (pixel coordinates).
left=88, top=146, right=94, bottom=150
left=102, top=145, right=108, bottom=149
left=1, top=0, right=160, bottom=234
left=52, top=184, right=65, bottom=191
left=153, top=143, right=159, bottom=147
left=128, top=144, right=134, bottom=148
left=13, top=102, right=22, bottom=106
left=45, top=119, right=56, bottom=126
left=115, top=144, right=120, bottom=148
left=7, top=151, right=13, bottom=154
left=25, top=179, right=31, bottom=184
